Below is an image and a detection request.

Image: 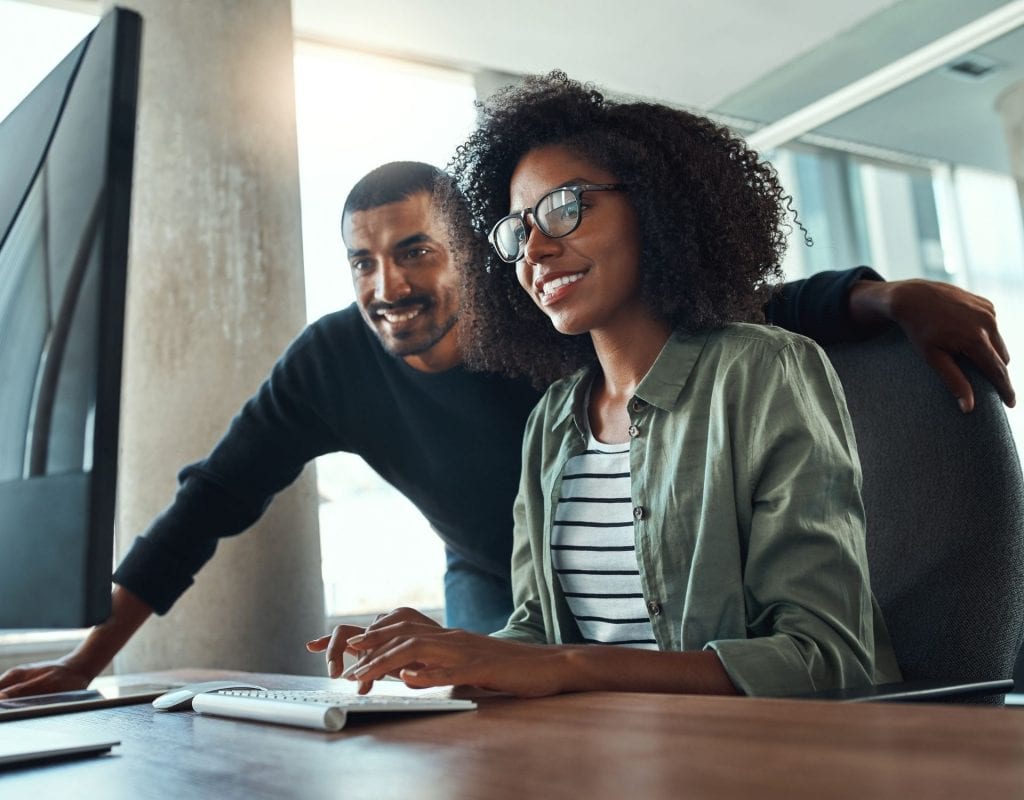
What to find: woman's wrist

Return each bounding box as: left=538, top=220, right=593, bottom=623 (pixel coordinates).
left=554, top=645, right=635, bottom=693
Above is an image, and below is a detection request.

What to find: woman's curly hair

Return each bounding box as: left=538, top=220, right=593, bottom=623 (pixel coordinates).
left=443, top=71, right=794, bottom=387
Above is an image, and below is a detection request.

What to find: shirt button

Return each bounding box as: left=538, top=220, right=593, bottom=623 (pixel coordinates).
left=627, top=424, right=640, bottom=438
left=647, top=600, right=662, bottom=616
left=631, top=398, right=647, bottom=413
left=633, top=506, right=646, bottom=520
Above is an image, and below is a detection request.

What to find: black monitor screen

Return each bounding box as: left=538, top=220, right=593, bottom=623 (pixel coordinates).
left=0, top=8, right=141, bottom=628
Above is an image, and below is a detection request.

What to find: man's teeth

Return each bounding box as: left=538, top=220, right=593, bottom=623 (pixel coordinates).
left=378, top=307, right=422, bottom=323
left=542, top=273, right=585, bottom=295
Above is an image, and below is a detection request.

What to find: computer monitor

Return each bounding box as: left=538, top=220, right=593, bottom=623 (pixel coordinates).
left=0, top=8, right=141, bottom=628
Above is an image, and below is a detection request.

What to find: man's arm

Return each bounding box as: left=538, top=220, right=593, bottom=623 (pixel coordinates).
left=769, top=268, right=1015, bottom=411
left=0, top=314, right=355, bottom=697
left=0, top=586, right=152, bottom=698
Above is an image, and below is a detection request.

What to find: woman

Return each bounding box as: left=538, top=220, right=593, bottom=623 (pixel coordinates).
left=310, top=72, right=902, bottom=698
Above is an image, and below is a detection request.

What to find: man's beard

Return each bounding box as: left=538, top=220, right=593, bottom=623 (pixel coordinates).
left=382, top=310, right=459, bottom=358
left=367, top=294, right=459, bottom=358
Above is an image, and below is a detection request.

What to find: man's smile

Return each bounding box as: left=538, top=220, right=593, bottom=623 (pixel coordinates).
left=377, top=306, right=424, bottom=324
left=370, top=297, right=432, bottom=329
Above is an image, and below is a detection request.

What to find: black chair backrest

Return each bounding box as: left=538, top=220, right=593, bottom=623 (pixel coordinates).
left=825, top=330, right=1024, bottom=700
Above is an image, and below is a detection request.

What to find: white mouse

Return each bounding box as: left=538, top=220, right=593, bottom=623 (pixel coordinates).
left=152, top=680, right=267, bottom=711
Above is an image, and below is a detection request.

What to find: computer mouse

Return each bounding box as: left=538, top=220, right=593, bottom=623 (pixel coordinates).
left=152, top=680, right=267, bottom=712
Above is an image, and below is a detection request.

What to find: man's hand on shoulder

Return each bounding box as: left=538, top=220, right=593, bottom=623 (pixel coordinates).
left=849, top=278, right=1015, bottom=412
left=0, top=658, right=93, bottom=699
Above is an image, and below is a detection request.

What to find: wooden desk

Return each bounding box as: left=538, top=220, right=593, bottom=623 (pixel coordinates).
left=2, top=669, right=1023, bottom=799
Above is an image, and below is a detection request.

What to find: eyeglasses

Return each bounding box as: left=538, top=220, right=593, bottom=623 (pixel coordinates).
left=487, top=183, right=626, bottom=264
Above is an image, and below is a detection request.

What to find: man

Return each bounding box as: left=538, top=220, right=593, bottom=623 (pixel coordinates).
left=0, top=161, right=1014, bottom=694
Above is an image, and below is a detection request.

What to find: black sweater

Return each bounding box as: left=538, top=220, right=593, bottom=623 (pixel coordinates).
left=114, top=267, right=882, bottom=613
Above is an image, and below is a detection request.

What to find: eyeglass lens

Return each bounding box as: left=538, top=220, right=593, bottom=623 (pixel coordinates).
left=493, top=188, right=582, bottom=262
left=493, top=217, right=527, bottom=262
left=536, top=189, right=581, bottom=238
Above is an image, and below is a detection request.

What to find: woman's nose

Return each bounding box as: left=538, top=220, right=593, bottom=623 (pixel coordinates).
left=521, top=219, right=563, bottom=265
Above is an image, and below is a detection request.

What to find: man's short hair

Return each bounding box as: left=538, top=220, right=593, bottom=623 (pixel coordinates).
left=342, top=161, right=444, bottom=222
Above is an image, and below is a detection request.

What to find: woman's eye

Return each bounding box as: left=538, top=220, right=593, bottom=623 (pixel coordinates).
left=558, top=201, right=580, bottom=220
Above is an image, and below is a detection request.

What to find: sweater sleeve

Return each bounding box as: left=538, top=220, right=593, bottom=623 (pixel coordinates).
left=112, top=320, right=346, bottom=614
left=766, top=267, right=884, bottom=345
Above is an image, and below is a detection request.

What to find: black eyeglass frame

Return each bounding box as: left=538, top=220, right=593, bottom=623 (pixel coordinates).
left=487, top=183, right=626, bottom=264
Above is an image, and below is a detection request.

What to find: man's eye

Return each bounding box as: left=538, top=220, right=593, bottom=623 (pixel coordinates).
left=350, top=259, right=374, bottom=272
left=402, top=247, right=429, bottom=260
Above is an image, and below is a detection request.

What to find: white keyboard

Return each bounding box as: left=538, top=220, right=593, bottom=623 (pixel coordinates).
left=191, top=689, right=477, bottom=732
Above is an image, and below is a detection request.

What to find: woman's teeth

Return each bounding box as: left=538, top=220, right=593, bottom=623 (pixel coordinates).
left=542, top=273, right=585, bottom=296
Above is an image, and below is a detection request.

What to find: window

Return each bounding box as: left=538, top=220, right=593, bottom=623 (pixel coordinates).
left=292, top=42, right=478, bottom=617
left=774, top=142, right=1024, bottom=450
left=773, top=146, right=947, bottom=282
left=0, top=1, right=98, bottom=119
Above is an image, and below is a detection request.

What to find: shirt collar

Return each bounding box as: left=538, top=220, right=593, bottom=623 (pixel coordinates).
left=635, top=329, right=711, bottom=410
left=548, top=329, right=712, bottom=433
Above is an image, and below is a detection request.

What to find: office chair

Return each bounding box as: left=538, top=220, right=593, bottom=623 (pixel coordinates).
left=813, top=328, right=1024, bottom=704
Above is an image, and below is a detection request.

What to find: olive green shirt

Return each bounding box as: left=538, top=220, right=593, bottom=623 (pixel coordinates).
left=493, top=323, right=902, bottom=697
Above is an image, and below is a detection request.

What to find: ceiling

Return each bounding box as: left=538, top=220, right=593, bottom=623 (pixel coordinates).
left=717, top=0, right=1023, bottom=172
left=290, top=0, right=901, bottom=111
left=291, top=0, right=1023, bottom=173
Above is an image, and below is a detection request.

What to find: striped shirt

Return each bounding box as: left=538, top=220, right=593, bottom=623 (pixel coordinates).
left=551, top=429, right=658, bottom=649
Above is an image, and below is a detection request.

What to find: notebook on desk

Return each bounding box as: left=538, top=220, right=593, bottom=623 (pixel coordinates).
left=0, top=728, right=119, bottom=768
left=0, top=682, right=179, bottom=722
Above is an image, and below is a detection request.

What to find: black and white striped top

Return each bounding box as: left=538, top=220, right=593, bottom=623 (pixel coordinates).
left=551, top=432, right=658, bottom=649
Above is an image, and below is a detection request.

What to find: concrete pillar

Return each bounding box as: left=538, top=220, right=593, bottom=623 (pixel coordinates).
left=104, top=0, right=325, bottom=675
left=996, top=80, right=1024, bottom=230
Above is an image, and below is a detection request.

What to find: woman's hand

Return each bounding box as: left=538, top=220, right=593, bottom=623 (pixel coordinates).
left=343, top=621, right=568, bottom=698
left=305, top=607, right=443, bottom=692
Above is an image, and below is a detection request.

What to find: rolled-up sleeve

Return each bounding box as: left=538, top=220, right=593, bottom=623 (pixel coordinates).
left=706, top=339, right=890, bottom=696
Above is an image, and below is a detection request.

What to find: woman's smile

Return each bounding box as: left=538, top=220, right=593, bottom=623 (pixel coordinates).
left=534, top=269, right=589, bottom=306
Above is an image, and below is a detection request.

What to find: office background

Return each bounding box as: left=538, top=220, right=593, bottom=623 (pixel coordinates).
left=0, top=0, right=1021, bottom=677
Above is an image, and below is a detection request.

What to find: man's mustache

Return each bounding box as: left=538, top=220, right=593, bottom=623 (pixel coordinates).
left=369, top=296, right=432, bottom=316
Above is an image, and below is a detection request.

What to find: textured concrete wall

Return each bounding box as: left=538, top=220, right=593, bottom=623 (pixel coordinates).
left=105, top=0, right=325, bottom=675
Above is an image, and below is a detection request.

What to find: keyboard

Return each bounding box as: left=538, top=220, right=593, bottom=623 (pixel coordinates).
left=190, top=689, right=477, bottom=732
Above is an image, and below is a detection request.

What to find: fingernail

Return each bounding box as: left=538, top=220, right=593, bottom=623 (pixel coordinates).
left=348, top=634, right=365, bottom=645
left=340, top=663, right=358, bottom=679
left=328, top=659, right=338, bottom=678
left=403, top=670, right=419, bottom=678
left=353, top=665, right=371, bottom=678
left=958, top=397, right=970, bottom=413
